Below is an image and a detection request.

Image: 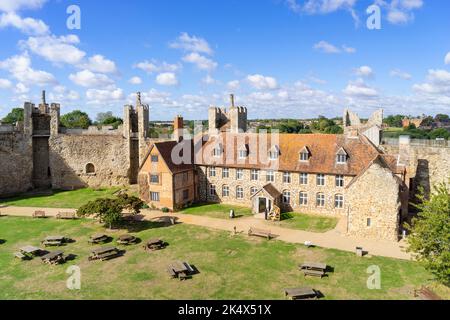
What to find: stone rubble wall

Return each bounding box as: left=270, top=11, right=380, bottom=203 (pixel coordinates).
left=0, top=133, right=33, bottom=196
left=48, top=134, right=130, bottom=189
left=346, top=162, right=401, bottom=241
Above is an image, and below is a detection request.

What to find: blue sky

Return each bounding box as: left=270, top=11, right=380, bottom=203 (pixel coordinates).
left=0, top=0, right=449, bottom=120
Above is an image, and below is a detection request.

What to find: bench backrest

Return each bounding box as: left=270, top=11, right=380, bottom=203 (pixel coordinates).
left=250, top=228, right=271, bottom=235
left=34, top=211, right=45, bottom=216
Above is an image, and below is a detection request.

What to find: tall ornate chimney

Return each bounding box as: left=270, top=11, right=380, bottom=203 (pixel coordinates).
left=230, top=94, right=235, bottom=108
left=173, top=115, right=184, bottom=142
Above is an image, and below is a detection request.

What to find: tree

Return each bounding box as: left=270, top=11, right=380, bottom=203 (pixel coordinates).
left=96, top=111, right=114, bottom=123
left=435, top=114, right=450, bottom=122
left=384, top=115, right=405, bottom=128
left=2, top=108, right=23, bottom=124
left=429, top=128, right=450, bottom=140
left=405, top=182, right=450, bottom=285
left=77, top=194, right=144, bottom=229
left=61, top=110, right=91, bottom=129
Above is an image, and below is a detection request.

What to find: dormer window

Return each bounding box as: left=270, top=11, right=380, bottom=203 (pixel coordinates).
left=336, top=147, right=348, bottom=164
left=213, top=144, right=223, bottom=157
left=268, top=145, right=280, bottom=160
left=238, top=144, right=249, bottom=159
left=299, top=146, right=310, bottom=162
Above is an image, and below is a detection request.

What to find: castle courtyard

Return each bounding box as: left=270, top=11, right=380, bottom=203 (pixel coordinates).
left=0, top=214, right=445, bottom=300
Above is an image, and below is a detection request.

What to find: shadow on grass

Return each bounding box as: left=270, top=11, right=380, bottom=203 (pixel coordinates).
left=0, top=239, right=6, bottom=244
left=0, top=189, right=66, bottom=203
left=118, top=217, right=179, bottom=233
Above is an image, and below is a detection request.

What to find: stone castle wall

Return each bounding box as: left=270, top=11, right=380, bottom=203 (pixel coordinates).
left=48, top=134, right=131, bottom=189
left=382, top=143, right=450, bottom=193
left=346, top=161, right=401, bottom=241
left=0, top=132, right=33, bottom=196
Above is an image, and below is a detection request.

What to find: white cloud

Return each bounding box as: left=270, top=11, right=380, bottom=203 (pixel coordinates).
left=247, top=74, right=278, bottom=90
left=21, top=34, right=85, bottom=65
left=376, top=0, right=424, bottom=25
left=342, top=45, right=356, bottom=53
left=286, top=0, right=359, bottom=24
left=445, top=52, right=450, bottom=65
left=0, top=0, right=47, bottom=12
left=390, top=69, right=412, bottom=80
left=182, top=52, right=217, bottom=71
left=156, top=72, right=178, bottom=86
left=86, top=87, right=124, bottom=104
left=134, top=60, right=181, bottom=74
left=128, top=76, right=142, bottom=85
left=343, top=79, right=378, bottom=98
left=0, top=78, right=12, bottom=89
left=202, top=75, right=217, bottom=85
left=80, top=55, right=117, bottom=74
left=413, top=69, right=450, bottom=95
left=48, top=85, right=79, bottom=101
left=69, top=69, right=114, bottom=88
left=248, top=92, right=275, bottom=101
left=0, top=12, right=49, bottom=35
left=15, top=82, right=29, bottom=94
left=169, top=32, right=213, bottom=55
left=0, top=53, right=55, bottom=85
left=313, top=41, right=355, bottom=54
left=227, top=80, right=240, bottom=90
left=355, top=66, right=374, bottom=78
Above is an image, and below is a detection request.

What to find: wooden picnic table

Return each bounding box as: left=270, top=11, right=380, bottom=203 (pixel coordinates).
left=15, top=245, right=43, bottom=260
left=117, top=234, right=137, bottom=245
left=167, top=261, right=195, bottom=280
left=300, top=262, right=327, bottom=271
left=41, top=250, right=65, bottom=265
left=284, top=287, right=318, bottom=300
left=88, top=234, right=109, bottom=244
left=89, top=246, right=121, bottom=261
left=42, top=235, right=67, bottom=247
left=299, top=262, right=327, bottom=278
left=144, top=238, right=164, bottom=251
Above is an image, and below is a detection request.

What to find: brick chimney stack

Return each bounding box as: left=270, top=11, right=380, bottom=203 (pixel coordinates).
left=173, top=115, right=184, bottom=142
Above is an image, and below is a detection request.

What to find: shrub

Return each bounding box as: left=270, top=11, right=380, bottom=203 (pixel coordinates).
left=161, top=207, right=170, bottom=213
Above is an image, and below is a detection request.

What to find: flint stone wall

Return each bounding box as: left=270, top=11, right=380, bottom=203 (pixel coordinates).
left=48, top=134, right=130, bottom=189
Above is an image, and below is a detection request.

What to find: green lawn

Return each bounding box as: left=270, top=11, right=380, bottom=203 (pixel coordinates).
left=0, top=188, right=125, bottom=209
left=0, top=216, right=447, bottom=300
left=181, top=203, right=253, bottom=219
left=271, top=212, right=338, bottom=233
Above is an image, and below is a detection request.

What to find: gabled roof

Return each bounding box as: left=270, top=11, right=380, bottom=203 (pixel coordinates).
left=197, top=133, right=389, bottom=176
left=140, top=140, right=194, bottom=174
left=250, top=183, right=282, bottom=200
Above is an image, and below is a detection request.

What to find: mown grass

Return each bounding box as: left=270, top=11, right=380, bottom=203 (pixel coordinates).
left=0, top=188, right=124, bottom=209
left=181, top=203, right=253, bottom=219
left=0, top=216, right=447, bottom=300
left=271, top=212, right=338, bottom=233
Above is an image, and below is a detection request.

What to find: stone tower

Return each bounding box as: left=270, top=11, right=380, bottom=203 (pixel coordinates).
left=208, top=94, right=247, bottom=135
left=123, top=92, right=150, bottom=184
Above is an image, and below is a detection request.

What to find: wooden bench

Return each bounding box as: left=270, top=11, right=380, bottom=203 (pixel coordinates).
left=303, top=269, right=326, bottom=278
left=414, top=286, right=442, bottom=300
left=33, top=210, right=46, bottom=218
left=56, top=212, right=77, bottom=220
left=248, top=227, right=273, bottom=240
left=167, top=267, right=177, bottom=278
left=284, top=287, right=318, bottom=300
left=14, top=252, right=27, bottom=260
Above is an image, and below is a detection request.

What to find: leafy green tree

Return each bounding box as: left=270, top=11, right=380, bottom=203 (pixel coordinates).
left=61, top=110, right=92, bottom=129
left=429, top=128, right=450, bottom=140
left=405, top=182, right=450, bottom=285
left=77, top=194, right=143, bottom=229
left=324, top=125, right=344, bottom=134
left=96, top=111, right=114, bottom=123
left=384, top=115, right=405, bottom=128
left=435, top=114, right=450, bottom=122
left=1, top=108, right=23, bottom=124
